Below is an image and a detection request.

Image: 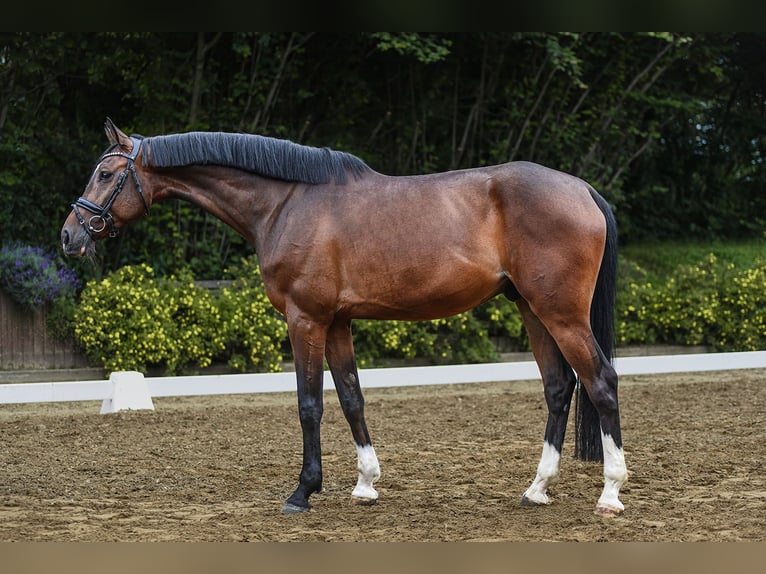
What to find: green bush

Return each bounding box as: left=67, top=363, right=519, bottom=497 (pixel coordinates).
left=715, top=263, right=766, bottom=351
left=218, top=257, right=288, bottom=373
left=352, top=313, right=496, bottom=368
left=71, top=249, right=766, bottom=376
left=75, top=264, right=226, bottom=374
left=74, top=260, right=287, bottom=375
left=617, top=253, right=766, bottom=351
left=346, top=283, right=527, bottom=368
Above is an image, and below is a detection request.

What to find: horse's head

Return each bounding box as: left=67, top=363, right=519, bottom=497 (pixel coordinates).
left=61, top=118, right=150, bottom=257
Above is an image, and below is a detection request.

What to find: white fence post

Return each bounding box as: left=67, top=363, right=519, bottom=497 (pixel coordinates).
left=100, top=371, right=155, bottom=414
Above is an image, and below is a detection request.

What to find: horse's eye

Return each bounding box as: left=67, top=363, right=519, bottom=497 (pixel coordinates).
left=99, top=171, right=113, bottom=182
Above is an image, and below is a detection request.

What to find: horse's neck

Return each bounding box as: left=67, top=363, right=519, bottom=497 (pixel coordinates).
left=150, top=166, right=294, bottom=247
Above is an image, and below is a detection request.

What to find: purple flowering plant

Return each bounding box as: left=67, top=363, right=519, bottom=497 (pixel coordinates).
left=0, top=242, right=80, bottom=307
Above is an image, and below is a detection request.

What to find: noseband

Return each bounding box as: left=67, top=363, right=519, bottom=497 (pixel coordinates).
left=71, top=136, right=149, bottom=238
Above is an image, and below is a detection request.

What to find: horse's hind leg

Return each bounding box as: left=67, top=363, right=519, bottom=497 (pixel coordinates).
left=516, top=299, right=577, bottom=507
left=548, top=321, right=627, bottom=516
left=325, top=317, right=381, bottom=505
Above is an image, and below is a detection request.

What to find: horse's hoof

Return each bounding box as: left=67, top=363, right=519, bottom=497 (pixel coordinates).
left=519, top=495, right=542, bottom=507
left=282, top=502, right=311, bottom=514
left=594, top=504, right=623, bottom=517
left=352, top=496, right=377, bottom=506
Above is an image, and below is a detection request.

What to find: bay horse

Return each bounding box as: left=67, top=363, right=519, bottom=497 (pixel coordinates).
left=61, top=118, right=627, bottom=516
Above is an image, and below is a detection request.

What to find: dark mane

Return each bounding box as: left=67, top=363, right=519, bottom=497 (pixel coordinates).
left=143, top=132, right=372, bottom=185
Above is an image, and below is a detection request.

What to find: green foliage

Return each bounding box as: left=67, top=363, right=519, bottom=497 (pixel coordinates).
left=3, top=30, right=763, bottom=369
left=352, top=313, right=497, bottom=368
left=370, top=32, right=452, bottom=64
left=475, top=297, right=527, bottom=347
left=73, top=262, right=286, bottom=375
left=69, top=254, right=525, bottom=373
left=617, top=253, right=766, bottom=351
left=74, top=265, right=224, bottom=374
left=66, top=244, right=766, bottom=376
left=620, top=240, right=766, bottom=280
left=218, top=257, right=288, bottom=373
left=46, top=293, right=79, bottom=343
left=5, top=32, right=764, bottom=276
left=717, top=264, right=766, bottom=351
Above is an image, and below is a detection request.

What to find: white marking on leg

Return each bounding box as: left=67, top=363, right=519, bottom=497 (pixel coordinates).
left=351, top=444, right=380, bottom=501
left=597, top=431, right=628, bottom=513
left=522, top=441, right=561, bottom=505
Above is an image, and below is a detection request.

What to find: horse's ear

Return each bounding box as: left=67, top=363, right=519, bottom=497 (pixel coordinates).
left=104, top=117, right=132, bottom=151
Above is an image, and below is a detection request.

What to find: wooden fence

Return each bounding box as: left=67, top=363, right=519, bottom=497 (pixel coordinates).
left=0, top=290, right=88, bottom=370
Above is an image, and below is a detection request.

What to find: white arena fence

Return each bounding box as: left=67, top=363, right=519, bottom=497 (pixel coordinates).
left=1, top=351, right=766, bottom=414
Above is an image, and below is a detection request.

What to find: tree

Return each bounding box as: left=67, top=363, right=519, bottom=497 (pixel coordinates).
left=1, top=33, right=763, bottom=282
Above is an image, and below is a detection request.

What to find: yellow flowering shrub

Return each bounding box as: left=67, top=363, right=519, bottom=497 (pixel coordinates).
left=617, top=254, right=766, bottom=351
left=352, top=307, right=517, bottom=368
left=74, top=250, right=766, bottom=377
left=717, top=263, right=766, bottom=351
left=218, top=257, right=287, bottom=372
left=75, top=264, right=226, bottom=374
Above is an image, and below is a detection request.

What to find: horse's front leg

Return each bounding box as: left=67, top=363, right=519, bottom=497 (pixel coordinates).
left=282, top=313, right=329, bottom=514
left=325, top=317, right=380, bottom=505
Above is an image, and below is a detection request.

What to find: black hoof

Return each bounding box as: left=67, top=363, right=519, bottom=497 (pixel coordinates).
left=519, top=495, right=539, bottom=507
left=282, top=502, right=311, bottom=514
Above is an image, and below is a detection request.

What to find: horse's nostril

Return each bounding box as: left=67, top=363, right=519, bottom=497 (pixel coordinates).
left=62, top=229, right=70, bottom=247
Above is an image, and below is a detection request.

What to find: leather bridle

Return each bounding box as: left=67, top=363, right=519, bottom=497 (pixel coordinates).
left=71, top=136, right=149, bottom=238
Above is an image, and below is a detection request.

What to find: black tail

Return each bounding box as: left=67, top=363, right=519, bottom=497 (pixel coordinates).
left=574, top=187, right=618, bottom=462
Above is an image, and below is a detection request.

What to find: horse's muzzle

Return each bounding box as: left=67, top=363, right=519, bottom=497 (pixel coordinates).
left=61, top=224, right=92, bottom=257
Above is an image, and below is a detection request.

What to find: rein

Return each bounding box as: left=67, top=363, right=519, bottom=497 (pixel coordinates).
left=71, top=136, right=149, bottom=238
